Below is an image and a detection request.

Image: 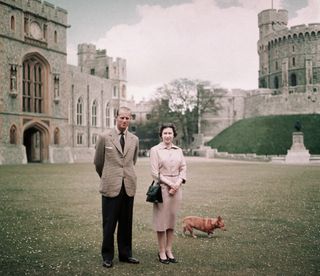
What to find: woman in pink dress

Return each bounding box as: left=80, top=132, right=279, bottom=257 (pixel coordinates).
left=149, top=123, right=187, bottom=264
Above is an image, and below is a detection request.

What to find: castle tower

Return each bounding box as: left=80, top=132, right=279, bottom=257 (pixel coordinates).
left=0, top=0, right=71, bottom=164
left=77, top=43, right=97, bottom=69
left=257, top=9, right=288, bottom=89
left=257, top=8, right=320, bottom=95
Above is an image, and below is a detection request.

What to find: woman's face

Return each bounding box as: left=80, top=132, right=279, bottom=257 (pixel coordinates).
left=161, top=127, right=174, bottom=145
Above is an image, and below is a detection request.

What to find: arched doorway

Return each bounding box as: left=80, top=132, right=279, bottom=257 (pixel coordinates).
left=23, top=123, right=49, bottom=163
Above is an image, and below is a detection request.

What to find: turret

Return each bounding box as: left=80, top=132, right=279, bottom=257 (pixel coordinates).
left=258, top=9, right=288, bottom=39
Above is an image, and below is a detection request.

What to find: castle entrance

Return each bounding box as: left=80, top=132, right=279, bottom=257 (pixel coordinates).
left=23, top=124, right=49, bottom=163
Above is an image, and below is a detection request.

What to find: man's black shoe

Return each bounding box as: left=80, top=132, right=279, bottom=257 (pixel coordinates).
left=102, top=260, right=113, bottom=268
left=119, top=257, right=140, bottom=264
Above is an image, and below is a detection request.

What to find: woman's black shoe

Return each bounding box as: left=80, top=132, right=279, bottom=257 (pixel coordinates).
left=166, top=253, right=178, bottom=263
left=158, top=253, right=170, bottom=264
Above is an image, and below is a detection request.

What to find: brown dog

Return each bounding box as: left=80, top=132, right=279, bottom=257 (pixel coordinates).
left=182, top=216, right=226, bottom=238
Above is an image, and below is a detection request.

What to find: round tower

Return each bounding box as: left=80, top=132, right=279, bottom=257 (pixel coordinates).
left=258, top=9, right=288, bottom=39
left=257, top=9, right=288, bottom=88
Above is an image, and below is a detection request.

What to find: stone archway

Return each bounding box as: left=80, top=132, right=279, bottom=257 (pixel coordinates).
left=23, top=122, right=49, bottom=163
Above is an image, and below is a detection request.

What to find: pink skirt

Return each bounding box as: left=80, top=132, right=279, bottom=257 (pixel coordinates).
left=152, top=181, right=182, bottom=232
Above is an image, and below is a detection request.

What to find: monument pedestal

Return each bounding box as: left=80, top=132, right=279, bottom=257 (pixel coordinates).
left=285, top=132, right=310, bottom=164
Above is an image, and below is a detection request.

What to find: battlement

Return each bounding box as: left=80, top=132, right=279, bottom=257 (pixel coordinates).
left=78, top=43, right=96, bottom=55
left=258, top=9, right=288, bottom=27
left=263, top=22, right=320, bottom=43
left=1, top=0, right=68, bottom=26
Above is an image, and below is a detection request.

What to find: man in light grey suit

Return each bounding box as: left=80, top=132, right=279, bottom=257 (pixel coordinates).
left=94, top=106, right=139, bottom=268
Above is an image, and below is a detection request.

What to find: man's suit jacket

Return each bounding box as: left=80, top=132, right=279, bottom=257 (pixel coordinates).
left=94, top=129, right=139, bottom=197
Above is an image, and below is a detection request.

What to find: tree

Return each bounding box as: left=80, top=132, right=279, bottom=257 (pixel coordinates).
left=153, top=78, right=221, bottom=149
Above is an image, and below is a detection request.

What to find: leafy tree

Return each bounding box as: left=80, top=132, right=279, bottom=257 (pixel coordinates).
left=134, top=78, right=222, bottom=150
left=154, top=78, right=221, bottom=148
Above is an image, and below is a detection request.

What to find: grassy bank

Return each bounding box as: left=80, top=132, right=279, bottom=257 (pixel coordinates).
left=207, top=114, right=320, bottom=155
left=0, top=158, right=319, bottom=275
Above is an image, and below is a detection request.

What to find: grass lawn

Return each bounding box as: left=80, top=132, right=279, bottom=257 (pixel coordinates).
left=0, top=158, right=319, bottom=275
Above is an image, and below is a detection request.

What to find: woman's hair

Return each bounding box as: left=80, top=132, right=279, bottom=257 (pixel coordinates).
left=159, top=123, right=177, bottom=138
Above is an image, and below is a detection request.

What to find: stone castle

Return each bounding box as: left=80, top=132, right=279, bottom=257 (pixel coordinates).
left=201, top=9, right=320, bottom=142
left=0, top=0, right=137, bottom=164
left=0, top=1, right=319, bottom=164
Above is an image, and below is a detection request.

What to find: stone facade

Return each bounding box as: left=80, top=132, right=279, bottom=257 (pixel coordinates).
left=0, top=0, right=129, bottom=164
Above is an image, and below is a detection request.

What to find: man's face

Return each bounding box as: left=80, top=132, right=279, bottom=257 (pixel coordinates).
left=116, top=110, right=131, bottom=132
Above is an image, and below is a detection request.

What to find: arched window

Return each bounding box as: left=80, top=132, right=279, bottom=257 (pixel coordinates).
left=10, top=125, right=17, bottom=144
left=11, top=16, right=15, bottom=31
left=113, top=108, right=118, bottom=126
left=113, top=86, right=118, bottom=98
left=292, top=57, right=296, bottom=67
left=290, top=74, right=297, bottom=86
left=106, top=103, right=111, bottom=128
left=22, top=58, right=44, bottom=113
left=274, top=76, right=279, bottom=89
left=92, top=134, right=98, bottom=145
left=76, top=97, right=83, bottom=125
left=54, top=127, right=60, bottom=145
left=91, top=100, right=97, bottom=126
left=121, top=85, right=126, bottom=98
left=54, top=30, right=57, bottom=43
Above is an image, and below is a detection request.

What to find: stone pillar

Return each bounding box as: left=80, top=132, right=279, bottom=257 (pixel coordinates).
left=285, top=132, right=310, bottom=164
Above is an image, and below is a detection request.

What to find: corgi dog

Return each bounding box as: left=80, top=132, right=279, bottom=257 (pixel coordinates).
left=182, top=216, right=226, bottom=238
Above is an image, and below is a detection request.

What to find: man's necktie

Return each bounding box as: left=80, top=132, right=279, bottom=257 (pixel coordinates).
left=120, top=132, right=125, bottom=152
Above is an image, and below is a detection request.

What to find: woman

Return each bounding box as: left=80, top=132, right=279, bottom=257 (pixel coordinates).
left=149, top=123, right=187, bottom=264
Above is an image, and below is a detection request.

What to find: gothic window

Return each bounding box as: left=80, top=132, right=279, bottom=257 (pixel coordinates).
left=92, top=134, right=98, bottom=145
left=113, top=108, right=118, bottom=126
left=43, top=24, right=47, bottom=40
left=146, top=113, right=151, bottom=120
left=77, top=133, right=83, bottom=145
left=275, top=61, right=278, bottom=70
left=274, top=76, right=279, bottom=89
left=10, top=65, right=17, bottom=91
left=91, top=100, right=97, bottom=126
left=121, top=84, right=126, bottom=98
left=76, top=97, right=83, bottom=125
left=22, top=58, right=44, bottom=113
left=90, top=68, right=95, bottom=75
left=10, top=125, right=17, bottom=144
left=54, top=30, right=57, bottom=43
left=11, top=16, right=15, bottom=31
left=292, top=57, right=296, bottom=67
left=54, top=75, right=60, bottom=100
left=105, top=103, right=110, bottom=128
left=290, top=74, right=297, bottom=86
left=105, top=66, right=109, bottom=79
left=113, top=86, right=118, bottom=98
left=54, top=127, right=60, bottom=145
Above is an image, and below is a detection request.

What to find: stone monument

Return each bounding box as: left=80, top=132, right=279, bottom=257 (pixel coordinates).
left=285, top=122, right=310, bottom=164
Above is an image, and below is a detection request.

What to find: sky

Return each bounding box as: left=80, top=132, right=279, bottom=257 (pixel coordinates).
left=49, top=0, right=319, bottom=101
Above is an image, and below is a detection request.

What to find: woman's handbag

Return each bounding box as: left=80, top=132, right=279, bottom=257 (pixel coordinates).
left=146, top=180, right=163, bottom=203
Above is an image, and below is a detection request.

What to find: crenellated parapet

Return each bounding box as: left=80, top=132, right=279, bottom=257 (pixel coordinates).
left=77, top=43, right=127, bottom=81
left=0, top=0, right=68, bottom=26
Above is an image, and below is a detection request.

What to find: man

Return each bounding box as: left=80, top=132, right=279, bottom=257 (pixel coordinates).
left=94, top=106, right=139, bottom=268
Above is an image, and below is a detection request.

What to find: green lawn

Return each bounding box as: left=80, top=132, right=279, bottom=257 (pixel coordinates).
left=0, top=158, right=319, bottom=275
